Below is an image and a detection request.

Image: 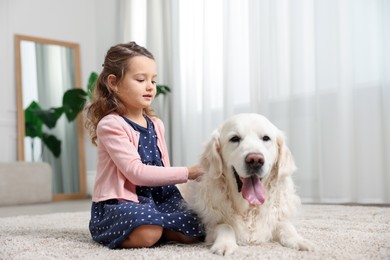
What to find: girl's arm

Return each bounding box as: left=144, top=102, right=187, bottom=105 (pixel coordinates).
left=97, top=116, right=189, bottom=186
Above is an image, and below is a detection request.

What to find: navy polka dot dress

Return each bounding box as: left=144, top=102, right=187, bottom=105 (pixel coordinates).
left=89, top=116, right=204, bottom=249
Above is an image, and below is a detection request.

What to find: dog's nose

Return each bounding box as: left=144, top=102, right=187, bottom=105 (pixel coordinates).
left=245, top=153, right=264, bottom=167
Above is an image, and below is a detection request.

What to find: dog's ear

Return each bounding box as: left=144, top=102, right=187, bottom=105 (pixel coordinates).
left=274, top=132, right=297, bottom=178
left=200, top=129, right=223, bottom=178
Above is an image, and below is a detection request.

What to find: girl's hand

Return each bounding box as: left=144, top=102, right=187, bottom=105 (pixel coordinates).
left=187, top=165, right=204, bottom=181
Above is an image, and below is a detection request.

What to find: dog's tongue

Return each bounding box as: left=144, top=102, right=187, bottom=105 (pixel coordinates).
left=242, top=176, right=266, bottom=205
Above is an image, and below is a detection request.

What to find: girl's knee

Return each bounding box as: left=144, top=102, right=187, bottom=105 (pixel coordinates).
left=139, top=226, right=164, bottom=247
left=121, top=225, right=163, bottom=248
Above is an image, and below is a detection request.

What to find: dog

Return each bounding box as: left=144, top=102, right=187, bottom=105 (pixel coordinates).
left=183, top=113, right=315, bottom=255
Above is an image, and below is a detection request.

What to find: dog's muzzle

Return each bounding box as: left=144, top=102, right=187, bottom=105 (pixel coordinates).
left=233, top=153, right=266, bottom=205
left=245, top=153, right=264, bottom=175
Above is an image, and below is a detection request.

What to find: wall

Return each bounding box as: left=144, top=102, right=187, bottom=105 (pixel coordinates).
left=0, top=0, right=122, bottom=173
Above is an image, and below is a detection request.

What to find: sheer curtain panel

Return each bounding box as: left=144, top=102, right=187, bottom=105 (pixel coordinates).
left=122, top=0, right=390, bottom=204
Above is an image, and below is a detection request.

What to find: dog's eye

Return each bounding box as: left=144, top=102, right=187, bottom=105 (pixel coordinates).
left=262, top=135, right=271, bottom=141
left=229, top=135, right=241, bottom=143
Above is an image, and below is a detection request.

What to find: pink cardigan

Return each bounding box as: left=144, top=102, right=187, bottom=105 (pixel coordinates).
left=92, top=113, right=189, bottom=203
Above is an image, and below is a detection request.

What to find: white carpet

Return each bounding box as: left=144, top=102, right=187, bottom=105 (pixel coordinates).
left=0, top=204, right=389, bottom=260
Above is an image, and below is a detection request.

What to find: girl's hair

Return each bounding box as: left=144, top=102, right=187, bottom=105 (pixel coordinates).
left=84, top=41, right=156, bottom=146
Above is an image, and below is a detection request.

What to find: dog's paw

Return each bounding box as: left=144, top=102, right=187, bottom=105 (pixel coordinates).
left=282, top=237, right=316, bottom=251
left=210, top=240, right=238, bottom=256
left=298, top=239, right=316, bottom=251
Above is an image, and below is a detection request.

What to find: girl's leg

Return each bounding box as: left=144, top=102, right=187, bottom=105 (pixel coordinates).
left=120, top=225, right=163, bottom=248
left=162, top=229, right=200, bottom=244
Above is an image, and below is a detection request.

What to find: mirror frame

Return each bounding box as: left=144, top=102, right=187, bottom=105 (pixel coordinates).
left=15, top=34, right=86, bottom=201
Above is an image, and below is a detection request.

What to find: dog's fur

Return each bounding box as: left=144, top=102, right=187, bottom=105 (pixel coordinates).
left=183, top=113, right=315, bottom=255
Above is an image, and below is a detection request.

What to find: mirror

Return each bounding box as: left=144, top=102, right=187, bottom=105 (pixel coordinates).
left=15, top=35, right=86, bottom=200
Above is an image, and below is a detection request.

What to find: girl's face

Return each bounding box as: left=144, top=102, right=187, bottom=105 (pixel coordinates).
left=115, top=56, right=157, bottom=114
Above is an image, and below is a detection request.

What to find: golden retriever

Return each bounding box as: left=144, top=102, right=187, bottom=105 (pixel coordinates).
left=183, top=113, right=315, bottom=255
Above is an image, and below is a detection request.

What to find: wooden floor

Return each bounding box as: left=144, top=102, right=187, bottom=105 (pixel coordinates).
left=0, top=199, right=91, bottom=217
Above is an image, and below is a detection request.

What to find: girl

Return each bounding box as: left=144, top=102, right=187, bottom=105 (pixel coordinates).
left=84, top=42, right=204, bottom=249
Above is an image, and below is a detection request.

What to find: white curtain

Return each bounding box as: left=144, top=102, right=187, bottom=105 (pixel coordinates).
left=122, top=0, right=390, bottom=204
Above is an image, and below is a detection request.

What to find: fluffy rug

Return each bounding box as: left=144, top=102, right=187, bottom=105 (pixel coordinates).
left=0, top=204, right=389, bottom=259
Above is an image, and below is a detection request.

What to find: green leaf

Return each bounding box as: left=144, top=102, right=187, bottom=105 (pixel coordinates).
left=42, top=133, right=61, bottom=158
left=156, top=85, right=171, bottom=97
left=32, top=107, right=64, bottom=129
left=87, top=72, right=98, bottom=100
left=25, top=101, right=43, bottom=138
left=62, top=88, right=88, bottom=121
